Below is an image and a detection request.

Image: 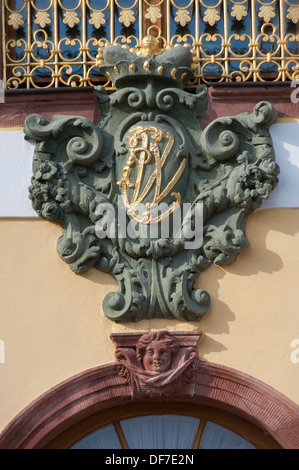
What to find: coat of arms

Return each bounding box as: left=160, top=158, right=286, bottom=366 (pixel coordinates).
left=24, top=37, right=279, bottom=323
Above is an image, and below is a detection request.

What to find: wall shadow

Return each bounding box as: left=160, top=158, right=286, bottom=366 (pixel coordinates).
left=77, top=208, right=299, bottom=359
left=226, top=208, right=299, bottom=277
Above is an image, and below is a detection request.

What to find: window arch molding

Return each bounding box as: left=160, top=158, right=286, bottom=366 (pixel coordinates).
left=0, top=360, right=298, bottom=449
left=47, top=402, right=279, bottom=449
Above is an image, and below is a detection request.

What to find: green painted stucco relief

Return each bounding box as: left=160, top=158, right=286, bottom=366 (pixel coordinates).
left=24, top=44, right=279, bottom=323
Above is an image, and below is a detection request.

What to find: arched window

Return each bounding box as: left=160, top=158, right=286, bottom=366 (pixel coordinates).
left=0, top=361, right=298, bottom=449
left=48, top=403, right=280, bottom=449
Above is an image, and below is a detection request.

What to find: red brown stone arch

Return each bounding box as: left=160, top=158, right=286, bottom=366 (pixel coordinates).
left=0, top=358, right=298, bottom=449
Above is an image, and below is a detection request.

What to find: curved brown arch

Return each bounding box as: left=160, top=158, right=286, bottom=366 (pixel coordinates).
left=0, top=360, right=298, bottom=449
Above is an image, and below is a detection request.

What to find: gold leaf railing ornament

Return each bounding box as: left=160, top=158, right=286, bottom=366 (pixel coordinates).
left=2, top=0, right=299, bottom=89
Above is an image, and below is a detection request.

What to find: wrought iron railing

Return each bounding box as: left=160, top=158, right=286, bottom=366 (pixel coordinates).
left=2, top=0, right=299, bottom=89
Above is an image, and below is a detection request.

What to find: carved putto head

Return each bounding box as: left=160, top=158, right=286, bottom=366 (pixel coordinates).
left=112, top=331, right=200, bottom=398
left=136, top=331, right=179, bottom=373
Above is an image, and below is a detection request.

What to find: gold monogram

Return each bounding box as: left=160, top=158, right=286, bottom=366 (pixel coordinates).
left=117, top=126, right=187, bottom=224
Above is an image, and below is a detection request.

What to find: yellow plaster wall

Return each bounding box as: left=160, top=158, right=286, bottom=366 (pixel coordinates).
left=0, top=209, right=299, bottom=432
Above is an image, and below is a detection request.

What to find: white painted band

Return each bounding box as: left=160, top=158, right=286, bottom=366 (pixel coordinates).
left=0, top=131, right=36, bottom=217
left=0, top=123, right=299, bottom=217
left=263, top=123, right=299, bottom=208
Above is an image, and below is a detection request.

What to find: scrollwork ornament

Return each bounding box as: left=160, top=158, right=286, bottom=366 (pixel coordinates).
left=24, top=43, right=279, bottom=323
